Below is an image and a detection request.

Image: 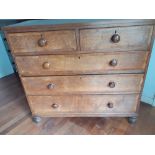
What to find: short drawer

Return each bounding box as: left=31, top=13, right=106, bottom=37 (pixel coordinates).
left=7, top=30, right=77, bottom=53
left=80, top=26, right=153, bottom=51
left=27, top=94, right=139, bottom=116
left=15, top=51, right=148, bottom=76
left=22, top=74, right=144, bottom=95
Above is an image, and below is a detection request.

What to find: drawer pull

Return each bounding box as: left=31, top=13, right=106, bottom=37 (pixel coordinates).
left=108, top=81, right=115, bottom=88
left=109, top=59, right=118, bottom=66
left=47, top=83, right=55, bottom=89
left=111, top=32, right=120, bottom=43
left=42, top=62, right=50, bottom=69
left=38, top=36, right=47, bottom=47
left=51, top=103, right=59, bottom=109
left=107, top=102, right=113, bottom=108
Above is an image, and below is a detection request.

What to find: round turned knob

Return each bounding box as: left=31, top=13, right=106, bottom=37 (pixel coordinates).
left=42, top=62, right=50, bottom=69
left=107, top=102, right=113, bottom=108
left=109, top=59, right=118, bottom=66
left=51, top=103, right=59, bottom=109
left=111, top=33, right=120, bottom=43
left=38, top=38, right=47, bottom=47
left=47, top=83, right=55, bottom=89
left=108, top=81, right=115, bottom=88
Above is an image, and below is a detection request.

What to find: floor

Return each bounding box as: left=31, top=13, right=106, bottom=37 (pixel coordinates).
left=0, top=73, right=155, bottom=135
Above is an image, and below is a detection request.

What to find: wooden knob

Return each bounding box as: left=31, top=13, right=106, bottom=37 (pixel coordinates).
left=107, top=102, right=113, bottom=108
left=111, top=33, right=120, bottom=43
left=108, top=81, right=115, bottom=88
left=47, top=83, right=55, bottom=89
left=42, top=62, right=50, bottom=69
left=38, top=38, right=47, bottom=47
left=109, top=59, right=118, bottom=66
left=51, top=103, right=59, bottom=109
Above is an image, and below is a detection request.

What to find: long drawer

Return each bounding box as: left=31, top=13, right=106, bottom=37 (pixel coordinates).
left=27, top=94, right=139, bottom=116
left=7, top=30, right=77, bottom=53
left=80, top=26, right=153, bottom=51
left=22, top=74, right=144, bottom=95
left=16, top=51, right=148, bottom=76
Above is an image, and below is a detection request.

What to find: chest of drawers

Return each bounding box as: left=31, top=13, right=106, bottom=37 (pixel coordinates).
left=3, top=19, right=155, bottom=124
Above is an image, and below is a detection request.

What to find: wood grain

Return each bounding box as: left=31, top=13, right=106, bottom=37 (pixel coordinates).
left=15, top=51, right=148, bottom=76
left=27, top=94, right=139, bottom=117
left=21, top=74, right=144, bottom=95
left=3, top=19, right=155, bottom=33
left=1, top=74, right=155, bottom=135
left=7, top=30, right=77, bottom=53
left=2, top=20, right=154, bottom=121
left=0, top=74, right=30, bottom=134
left=80, top=26, right=153, bottom=51
left=4, top=102, right=155, bottom=134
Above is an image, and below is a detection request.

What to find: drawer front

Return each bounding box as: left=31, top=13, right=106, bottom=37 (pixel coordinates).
left=7, top=30, right=77, bottom=53
left=22, top=74, right=143, bottom=95
left=16, top=51, right=148, bottom=76
left=80, top=26, right=153, bottom=51
left=27, top=94, right=139, bottom=116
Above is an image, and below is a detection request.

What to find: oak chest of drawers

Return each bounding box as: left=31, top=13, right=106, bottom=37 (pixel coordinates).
left=3, top=19, right=155, bottom=123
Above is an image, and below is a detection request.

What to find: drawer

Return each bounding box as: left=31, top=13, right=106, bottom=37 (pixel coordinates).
left=27, top=94, right=139, bottom=116
left=80, top=26, right=153, bottom=51
left=16, top=51, right=148, bottom=76
left=22, top=74, right=143, bottom=95
left=7, top=30, right=77, bottom=54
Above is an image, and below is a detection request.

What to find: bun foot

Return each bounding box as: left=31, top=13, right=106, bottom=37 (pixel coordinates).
left=32, top=116, right=42, bottom=123
left=128, top=116, right=137, bottom=124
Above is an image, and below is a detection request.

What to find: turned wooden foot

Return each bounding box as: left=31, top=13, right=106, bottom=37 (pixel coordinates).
left=128, top=116, right=137, bottom=124
left=32, top=116, right=42, bottom=123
